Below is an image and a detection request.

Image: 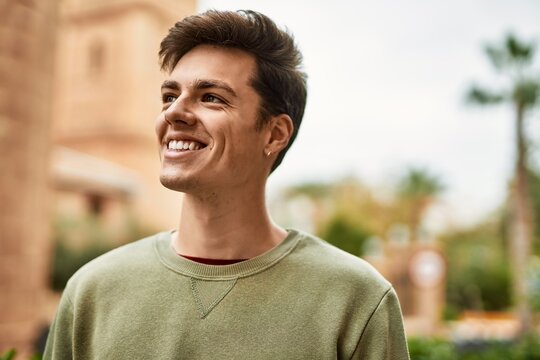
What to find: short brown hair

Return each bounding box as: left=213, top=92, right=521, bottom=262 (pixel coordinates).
left=159, top=10, right=307, bottom=173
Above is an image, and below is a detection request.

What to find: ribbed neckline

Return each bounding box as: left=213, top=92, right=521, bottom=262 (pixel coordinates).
left=154, top=229, right=301, bottom=280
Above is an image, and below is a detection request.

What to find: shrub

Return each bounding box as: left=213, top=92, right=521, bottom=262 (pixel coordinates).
left=0, top=349, right=41, bottom=360
left=442, top=225, right=511, bottom=313
left=0, top=350, right=15, bottom=360
left=408, top=337, right=457, bottom=360
left=409, top=335, right=540, bottom=360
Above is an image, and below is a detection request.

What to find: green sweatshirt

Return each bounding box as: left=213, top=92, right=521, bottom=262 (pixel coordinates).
left=44, top=229, right=409, bottom=359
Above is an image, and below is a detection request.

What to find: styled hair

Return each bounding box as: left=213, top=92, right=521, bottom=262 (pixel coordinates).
left=159, top=10, right=307, bottom=173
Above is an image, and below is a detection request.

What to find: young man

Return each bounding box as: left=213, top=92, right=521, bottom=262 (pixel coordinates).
left=45, top=10, right=409, bottom=359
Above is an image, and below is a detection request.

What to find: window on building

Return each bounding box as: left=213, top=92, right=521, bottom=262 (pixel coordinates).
left=88, top=39, right=106, bottom=75
left=87, top=194, right=105, bottom=216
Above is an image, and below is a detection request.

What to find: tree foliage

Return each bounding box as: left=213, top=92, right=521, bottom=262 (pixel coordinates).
left=318, top=214, right=371, bottom=257
left=442, top=222, right=512, bottom=315
left=397, top=167, right=445, bottom=201
left=397, top=167, right=444, bottom=242
left=466, top=33, right=540, bottom=109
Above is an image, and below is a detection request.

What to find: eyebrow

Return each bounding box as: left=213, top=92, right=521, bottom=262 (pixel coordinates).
left=160, top=78, right=237, bottom=98
left=192, top=79, right=237, bottom=98
left=161, top=80, right=179, bottom=90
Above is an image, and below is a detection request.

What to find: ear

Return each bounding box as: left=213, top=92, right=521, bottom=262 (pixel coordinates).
left=264, top=114, right=294, bottom=155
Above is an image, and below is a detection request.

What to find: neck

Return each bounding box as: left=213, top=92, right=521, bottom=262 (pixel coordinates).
left=173, top=183, right=286, bottom=259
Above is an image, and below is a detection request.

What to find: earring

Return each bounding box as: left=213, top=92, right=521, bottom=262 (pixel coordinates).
left=266, top=150, right=272, bottom=157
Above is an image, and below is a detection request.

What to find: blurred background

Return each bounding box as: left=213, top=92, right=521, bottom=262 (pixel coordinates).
left=1, top=0, right=540, bottom=358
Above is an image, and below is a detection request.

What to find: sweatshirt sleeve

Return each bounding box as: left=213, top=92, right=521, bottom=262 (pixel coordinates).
left=43, top=291, right=74, bottom=360
left=350, top=287, right=410, bottom=360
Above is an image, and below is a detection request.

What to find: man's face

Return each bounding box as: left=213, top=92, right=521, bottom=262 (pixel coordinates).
left=155, top=45, right=269, bottom=194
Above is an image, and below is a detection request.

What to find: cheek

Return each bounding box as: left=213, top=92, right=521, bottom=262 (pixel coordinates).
left=228, top=127, right=260, bottom=153
left=231, top=133, right=266, bottom=164
left=155, top=114, right=166, bottom=138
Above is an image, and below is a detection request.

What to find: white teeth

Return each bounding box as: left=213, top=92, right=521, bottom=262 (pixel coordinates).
left=167, top=140, right=204, bottom=151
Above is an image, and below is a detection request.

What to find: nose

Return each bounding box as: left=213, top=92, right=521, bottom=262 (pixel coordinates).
left=164, top=97, right=197, bottom=127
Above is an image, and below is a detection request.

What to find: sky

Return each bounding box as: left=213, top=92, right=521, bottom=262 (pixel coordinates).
left=198, top=0, right=540, bottom=228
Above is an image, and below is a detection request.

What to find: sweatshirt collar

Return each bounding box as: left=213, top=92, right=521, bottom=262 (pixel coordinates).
left=154, top=229, right=300, bottom=280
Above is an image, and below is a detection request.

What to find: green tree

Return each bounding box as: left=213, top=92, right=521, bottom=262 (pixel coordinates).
left=319, top=214, right=371, bottom=257
left=442, top=222, right=511, bottom=316
left=466, top=33, right=540, bottom=333
left=397, top=167, right=444, bottom=242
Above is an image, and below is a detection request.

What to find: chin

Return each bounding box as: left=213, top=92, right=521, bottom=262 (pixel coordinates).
left=159, top=173, right=185, bottom=191
left=161, top=170, right=205, bottom=192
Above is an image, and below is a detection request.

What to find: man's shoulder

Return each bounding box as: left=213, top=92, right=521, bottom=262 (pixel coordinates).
left=290, top=230, right=391, bottom=292
left=65, top=232, right=167, bottom=292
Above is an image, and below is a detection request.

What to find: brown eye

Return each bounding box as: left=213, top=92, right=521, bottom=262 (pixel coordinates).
left=202, top=94, right=223, bottom=103
left=162, top=94, right=177, bottom=104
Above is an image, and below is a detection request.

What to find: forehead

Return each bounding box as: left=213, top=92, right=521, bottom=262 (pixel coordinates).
left=169, top=45, right=257, bottom=89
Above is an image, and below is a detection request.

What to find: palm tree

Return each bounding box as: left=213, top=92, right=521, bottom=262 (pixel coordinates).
left=397, top=167, right=444, bottom=243
left=466, top=33, right=540, bottom=333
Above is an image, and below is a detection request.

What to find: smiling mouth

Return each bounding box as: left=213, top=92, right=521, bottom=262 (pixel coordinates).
left=167, top=140, right=207, bottom=152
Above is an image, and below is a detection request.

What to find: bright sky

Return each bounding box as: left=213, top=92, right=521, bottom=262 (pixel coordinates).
left=198, top=0, right=540, bottom=228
